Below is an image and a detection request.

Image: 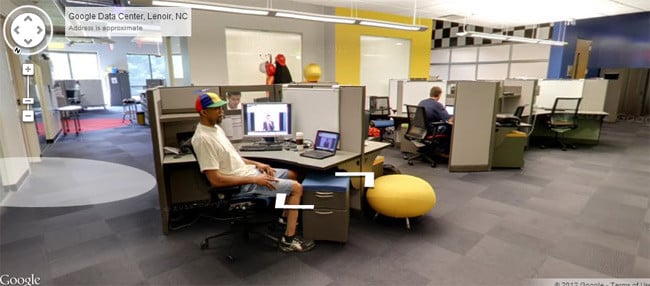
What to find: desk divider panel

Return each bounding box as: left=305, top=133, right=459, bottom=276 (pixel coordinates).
left=537, top=80, right=584, bottom=110
left=281, top=86, right=340, bottom=145
left=504, top=79, right=537, bottom=120
left=449, top=81, right=499, bottom=172
left=159, top=86, right=217, bottom=114
left=396, top=80, right=447, bottom=115
left=339, top=86, right=365, bottom=154
left=580, top=79, right=608, bottom=112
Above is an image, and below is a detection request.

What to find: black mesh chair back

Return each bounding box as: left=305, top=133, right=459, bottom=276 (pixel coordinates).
left=550, top=97, right=581, bottom=129
left=514, top=105, right=525, bottom=118
left=404, top=105, right=428, bottom=141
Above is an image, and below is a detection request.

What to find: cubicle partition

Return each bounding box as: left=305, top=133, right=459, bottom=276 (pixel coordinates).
left=536, top=79, right=584, bottom=110
left=282, top=86, right=340, bottom=146
left=502, top=79, right=537, bottom=120
left=218, top=84, right=282, bottom=105
left=449, top=81, right=500, bottom=172
left=148, top=85, right=218, bottom=234
left=395, top=80, right=447, bottom=115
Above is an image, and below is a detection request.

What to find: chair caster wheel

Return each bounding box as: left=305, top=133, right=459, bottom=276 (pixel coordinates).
left=430, top=163, right=436, bottom=168
left=561, top=148, right=567, bottom=151
left=570, top=145, right=577, bottom=149
left=408, top=161, right=414, bottom=166
left=226, top=255, right=235, bottom=263
left=403, top=155, right=409, bottom=160
left=539, top=145, right=547, bottom=149
left=200, top=241, right=209, bottom=250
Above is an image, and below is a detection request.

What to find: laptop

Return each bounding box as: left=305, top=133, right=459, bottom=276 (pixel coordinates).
left=445, top=105, right=455, bottom=116
left=300, top=130, right=340, bottom=160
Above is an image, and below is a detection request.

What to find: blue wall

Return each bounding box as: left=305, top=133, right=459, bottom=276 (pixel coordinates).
left=547, top=12, right=650, bottom=78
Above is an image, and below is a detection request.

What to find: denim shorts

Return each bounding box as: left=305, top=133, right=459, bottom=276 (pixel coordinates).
left=239, top=168, right=294, bottom=197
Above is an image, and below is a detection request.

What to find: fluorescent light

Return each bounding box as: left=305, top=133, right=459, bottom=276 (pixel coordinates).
left=65, top=0, right=108, bottom=6
left=152, top=0, right=269, bottom=16
left=275, top=11, right=356, bottom=24
left=457, top=31, right=567, bottom=46
left=358, top=20, right=427, bottom=31
left=153, top=0, right=428, bottom=32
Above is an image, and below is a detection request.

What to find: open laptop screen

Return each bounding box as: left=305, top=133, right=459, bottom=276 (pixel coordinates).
left=314, top=131, right=339, bottom=152
left=445, top=105, right=455, bottom=116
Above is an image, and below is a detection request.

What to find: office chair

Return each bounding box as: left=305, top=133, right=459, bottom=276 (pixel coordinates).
left=185, top=141, right=280, bottom=261
left=542, top=97, right=582, bottom=151
left=403, top=105, right=450, bottom=168
left=369, top=96, right=395, bottom=144
left=514, top=105, right=525, bottom=118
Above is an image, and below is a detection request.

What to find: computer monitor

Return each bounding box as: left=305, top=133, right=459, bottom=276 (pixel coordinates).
left=242, top=102, right=291, bottom=142
left=445, top=105, right=455, bottom=116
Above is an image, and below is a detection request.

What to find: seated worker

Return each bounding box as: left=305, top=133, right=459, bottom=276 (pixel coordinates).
left=226, top=91, right=241, bottom=110
left=191, top=92, right=315, bottom=252
left=418, top=86, right=453, bottom=154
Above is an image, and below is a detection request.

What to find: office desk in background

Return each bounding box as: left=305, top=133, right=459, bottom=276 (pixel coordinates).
left=527, top=110, right=608, bottom=145
left=56, top=105, right=82, bottom=135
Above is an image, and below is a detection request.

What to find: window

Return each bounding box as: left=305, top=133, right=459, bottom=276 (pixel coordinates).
left=172, top=55, right=184, bottom=78
left=126, top=54, right=167, bottom=98
left=49, top=52, right=100, bottom=80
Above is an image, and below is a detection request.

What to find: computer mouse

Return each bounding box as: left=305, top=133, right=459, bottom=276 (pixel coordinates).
left=284, top=146, right=291, bottom=151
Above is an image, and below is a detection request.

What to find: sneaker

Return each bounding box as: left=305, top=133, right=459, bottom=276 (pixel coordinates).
left=279, top=235, right=315, bottom=252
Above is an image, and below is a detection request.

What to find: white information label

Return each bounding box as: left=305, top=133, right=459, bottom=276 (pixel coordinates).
left=65, top=7, right=191, bottom=37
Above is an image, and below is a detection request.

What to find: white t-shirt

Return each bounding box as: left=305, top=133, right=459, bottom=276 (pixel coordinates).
left=191, top=123, right=257, bottom=177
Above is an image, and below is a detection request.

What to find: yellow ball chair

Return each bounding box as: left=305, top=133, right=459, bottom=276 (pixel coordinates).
left=367, top=174, right=436, bottom=229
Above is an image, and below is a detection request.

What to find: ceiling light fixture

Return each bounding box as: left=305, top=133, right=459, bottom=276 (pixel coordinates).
left=151, top=0, right=269, bottom=16
left=456, top=31, right=567, bottom=46
left=152, top=0, right=427, bottom=32
left=274, top=11, right=356, bottom=24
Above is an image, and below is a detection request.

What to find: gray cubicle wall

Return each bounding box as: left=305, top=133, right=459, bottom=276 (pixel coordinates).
left=339, top=86, right=365, bottom=154
left=396, top=80, right=448, bottom=115
left=503, top=79, right=537, bottom=120
left=282, top=86, right=340, bottom=145
left=449, top=81, right=500, bottom=172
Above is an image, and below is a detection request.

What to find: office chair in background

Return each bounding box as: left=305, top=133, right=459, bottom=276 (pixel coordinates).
left=514, top=105, right=526, bottom=118
left=185, top=141, right=280, bottom=262
left=403, top=105, right=450, bottom=168
left=542, top=97, right=582, bottom=151
left=369, top=96, right=395, bottom=144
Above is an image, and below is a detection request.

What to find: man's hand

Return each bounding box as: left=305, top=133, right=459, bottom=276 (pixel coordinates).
left=256, top=163, right=275, bottom=176
left=252, top=174, right=279, bottom=190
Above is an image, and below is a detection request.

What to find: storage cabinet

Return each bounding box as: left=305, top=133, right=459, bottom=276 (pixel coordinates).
left=301, top=173, right=350, bottom=243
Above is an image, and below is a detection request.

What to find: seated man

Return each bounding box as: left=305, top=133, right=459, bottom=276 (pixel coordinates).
left=418, top=86, right=453, bottom=154
left=191, top=92, right=314, bottom=252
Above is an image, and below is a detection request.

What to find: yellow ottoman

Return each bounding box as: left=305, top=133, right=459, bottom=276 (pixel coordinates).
left=367, top=174, right=436, bottom=229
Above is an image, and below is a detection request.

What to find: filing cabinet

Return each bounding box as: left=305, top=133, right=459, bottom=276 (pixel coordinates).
left=301, top=173, right=350, bottom=242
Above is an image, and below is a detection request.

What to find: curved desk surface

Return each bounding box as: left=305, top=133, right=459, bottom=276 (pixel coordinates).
left=164, top=141, right=390, bottom=171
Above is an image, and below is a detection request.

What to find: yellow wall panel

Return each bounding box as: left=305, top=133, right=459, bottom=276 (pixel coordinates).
left=335, top=8, right=433, bottom=85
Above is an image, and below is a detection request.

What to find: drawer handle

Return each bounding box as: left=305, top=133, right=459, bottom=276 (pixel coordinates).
left=314, top=210, right=334, bottom=215
left=315, top=192, right=334, bottom=198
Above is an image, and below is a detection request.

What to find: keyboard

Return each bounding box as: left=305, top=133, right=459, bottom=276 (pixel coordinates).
left=239, top=145, right=284, bottom=152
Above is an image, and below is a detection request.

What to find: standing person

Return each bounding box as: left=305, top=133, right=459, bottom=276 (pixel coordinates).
left=191, top=92, right=315, bottom=252
left=263, top=114, right=275, bottom=131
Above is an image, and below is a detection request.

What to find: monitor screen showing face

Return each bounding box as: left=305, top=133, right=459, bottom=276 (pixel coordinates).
left=242, top=103, right=291, bottom=138
left=445, top=105, right=455, bottom=115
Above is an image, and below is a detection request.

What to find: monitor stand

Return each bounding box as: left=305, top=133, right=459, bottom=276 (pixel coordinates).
left=260, top=137, right=282, bottom=145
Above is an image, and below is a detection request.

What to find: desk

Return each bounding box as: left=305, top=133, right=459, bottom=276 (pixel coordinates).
left=56, top=105, right=82, bottom=135
left=528, top=110, right=608, bottom=145
left=159, top=141, right=391, bottom=234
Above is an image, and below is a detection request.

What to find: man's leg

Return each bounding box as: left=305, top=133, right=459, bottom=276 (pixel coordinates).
left=283, top=181, right=302, bottom=237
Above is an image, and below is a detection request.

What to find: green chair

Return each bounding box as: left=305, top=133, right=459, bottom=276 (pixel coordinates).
left=544, top=97, right=582, bottom=151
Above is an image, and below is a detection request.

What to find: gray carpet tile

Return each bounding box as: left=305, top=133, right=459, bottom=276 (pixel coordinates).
left=1, top=120, right=649, bottom=285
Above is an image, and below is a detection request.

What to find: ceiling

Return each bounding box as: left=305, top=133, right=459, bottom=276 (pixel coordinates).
left=291, top=0, right=650, bottom=27
left=8, top=0, right=650, bottom=29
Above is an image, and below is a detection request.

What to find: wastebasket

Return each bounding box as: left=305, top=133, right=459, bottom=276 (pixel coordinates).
left=136, top=112, right=145, bottom=125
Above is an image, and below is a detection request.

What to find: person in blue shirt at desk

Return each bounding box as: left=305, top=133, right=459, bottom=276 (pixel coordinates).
left=418, top=86, right=454, bottom=156
left=191, top=92, right=315, bottom=252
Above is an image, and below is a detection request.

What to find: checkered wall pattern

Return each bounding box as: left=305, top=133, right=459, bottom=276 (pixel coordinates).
left=432, top=21, right=554, bottom=49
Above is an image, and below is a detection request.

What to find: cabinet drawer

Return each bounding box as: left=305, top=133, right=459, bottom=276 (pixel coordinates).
left=303, top=209, right=349, bottom=242
left=302, top=190, right=348, bottom=209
